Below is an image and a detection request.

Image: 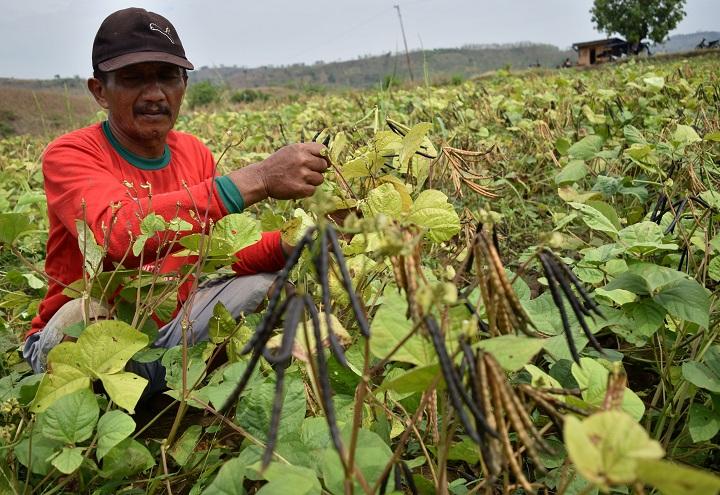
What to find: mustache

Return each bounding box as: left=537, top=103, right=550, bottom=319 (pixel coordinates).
left=135, top=105, right=171, bottom=115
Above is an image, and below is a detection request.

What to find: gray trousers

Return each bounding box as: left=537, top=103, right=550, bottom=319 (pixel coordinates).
left=24, top=273, right=276, bottom=397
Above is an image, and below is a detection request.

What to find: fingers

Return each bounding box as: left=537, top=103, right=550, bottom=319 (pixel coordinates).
left=296, top=143, right=330, bottom=172
left=304, top=170, right=324, bottom=187
left=302, top=142, right=328, bottom=157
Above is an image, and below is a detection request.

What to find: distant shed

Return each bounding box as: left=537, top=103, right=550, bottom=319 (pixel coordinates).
left=572, top=38, right=629, bottom=66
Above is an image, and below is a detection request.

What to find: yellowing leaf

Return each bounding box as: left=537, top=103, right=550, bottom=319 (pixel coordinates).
left=406, top=189, right=460, bottom=242
left=97, top=372, right=148, bottom=414
left=399, top=122, right=434, bottom=167
left=31, top=364, right=91, bottom=413
left=75, top=321, right=149, bottom=375
left=636, top=459, right=720, bottom=495
left=361, top=183, right=403, bottom=220
left=565, top=411, right=663, bottom=490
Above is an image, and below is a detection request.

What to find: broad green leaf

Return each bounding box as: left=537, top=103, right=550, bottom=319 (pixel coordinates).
left=51, top=447, right=84, bottom=474
left=202, top=456, right=246, bottom=495
left=682, top=346, right=720, bottom=393
left=567, top=135, right=603, bottom=160
left=162, top=342, right=210, bottom=392
left=31, top=364, right=91, bottom=413
left=564, top=411, right=663, bottom=490
left=235, top=372, right=306, bottom=442
left=525, top=364, right=563, bottom=390
left=406, top=189, right=460, bottom=242
left=571, top=358, right=645, bottom=420
left=258, top=463, right=321, bottom=495
left=341, top=155, right=373, bottom=179
left=594, top=288, right=637, bottom=306
left=329, top=131, right=347, bottom=163
left=378, top=174, right=413, bottom=212
left=75, top=220, right=104, bottom=277
left=168, top=217, right=193, bottom=231
left=97, top=372, right=148, bottom=413
left=209, top=301, right=238, bottom=343
left=15, top=433, right=64, bottom=475
left=688, top=403, right=720, bottom=443
left=75, top=320, right=149, bottom=375
left=380, top=364, right=440, bottom=395
left=653, top=278, right=710, bottom=328
left=623, top=125, right=647, bottom=145
left=568, top=202, right=618, bottom=236
left=170, top=425, right=203, bottom=467
left=281, top=208, right=314, bottom=247
left=180, top=213, right=260, bottom=257
left=96, top=410, right=136, bottom=460
left=40, top=387, right=99, bottom=444
left=446, top=436, right=480, bottom=464
left=673, top=124, right=701, bottom=146
left=196, top=361, right=262, bottom=410
left=699, top=191, right=720, bottom=210
left=621, top=299, right=667, bottom=340
left=213, top=212, right=262, bottom=252
left=369, top=289, right=434, bottom=366
left=361, top=183, right=403, bottom=219
left=132, top=234, right=149, bottom=257
left=618, top=221, right=677, bottom=254
left=476, top=335, right=545, bottom=371
left=0, top=212, right=32, bottom=244
left=703, top=130, right=720, bottom=142
left=555, top=160, right=588, bottom=185
left=643, top=76, right=665, bottom=90
left=100, top=438, right=155, bottom=478
left=321, top=428, right=392, bottom=495
left=399, top=122, right=433, bottom=167
left=636, top=459, right=720, bottom=495
left=140, top=213, right=166, bottom=235
left=709, top=257, right=720, bottom=282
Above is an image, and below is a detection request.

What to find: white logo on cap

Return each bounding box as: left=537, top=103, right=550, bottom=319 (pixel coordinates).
left=149, top=23, right=175, bottom=44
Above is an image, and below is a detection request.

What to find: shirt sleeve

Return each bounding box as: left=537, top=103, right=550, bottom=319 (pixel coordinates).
left=232, top=230, right=287, bottom=275
left=42, top=135, right=229, bottom=266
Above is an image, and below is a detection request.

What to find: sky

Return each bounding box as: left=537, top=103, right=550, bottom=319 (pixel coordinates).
left=0, top=0, right=717, bottom=79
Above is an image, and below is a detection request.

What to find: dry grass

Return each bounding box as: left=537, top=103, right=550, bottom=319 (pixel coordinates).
left=0, top=86, right=99, bottom=138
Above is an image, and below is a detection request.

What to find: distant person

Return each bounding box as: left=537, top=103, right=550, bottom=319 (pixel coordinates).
left=24, top=8, right=330, bottom=397
left=562, top=57, right=573, bottom=68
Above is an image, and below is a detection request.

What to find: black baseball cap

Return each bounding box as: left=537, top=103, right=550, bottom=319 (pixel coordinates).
left=92, top=7, right=194, bottom=72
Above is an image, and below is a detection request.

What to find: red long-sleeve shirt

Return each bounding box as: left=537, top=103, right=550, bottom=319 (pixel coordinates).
left=29, top=122, right=285, bottom=337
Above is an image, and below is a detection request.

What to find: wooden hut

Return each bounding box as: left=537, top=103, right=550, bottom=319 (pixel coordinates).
left=572, top=38, right=629, bottom=66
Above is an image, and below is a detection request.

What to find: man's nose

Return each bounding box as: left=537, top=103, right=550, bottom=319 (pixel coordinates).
left=140, top=78, right=166, bottom=101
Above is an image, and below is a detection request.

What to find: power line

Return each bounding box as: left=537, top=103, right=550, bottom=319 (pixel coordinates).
left=394, top=4, right=414, bottom=81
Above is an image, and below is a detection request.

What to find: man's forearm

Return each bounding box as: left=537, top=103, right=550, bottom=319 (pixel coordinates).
left=226, top=163, right=269, bottom=209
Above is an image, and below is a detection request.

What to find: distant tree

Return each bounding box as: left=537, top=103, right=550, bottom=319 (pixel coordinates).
left=591, top=0, right=686, bottom=52
left=186, top=81, right=221, bottom=109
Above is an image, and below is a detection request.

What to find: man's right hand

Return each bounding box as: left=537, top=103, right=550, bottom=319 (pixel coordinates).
left=227, top=143, right=330, bottom=207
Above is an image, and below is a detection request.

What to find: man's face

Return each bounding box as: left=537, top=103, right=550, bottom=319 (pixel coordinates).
left=90, top=62, right=187, bottom=150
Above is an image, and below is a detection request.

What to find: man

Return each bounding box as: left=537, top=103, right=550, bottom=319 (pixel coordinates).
left=23, top=7, right=329, bottom=395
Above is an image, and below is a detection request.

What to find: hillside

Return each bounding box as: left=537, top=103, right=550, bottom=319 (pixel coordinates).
left=190, top=43, right=575, bottom=89
left=653, top=31, right=720, bottom=53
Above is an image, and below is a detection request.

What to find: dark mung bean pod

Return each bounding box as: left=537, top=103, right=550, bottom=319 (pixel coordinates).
left=538, top=253, right=580, bottom=363
left=327, top=226, right=371, bottom=338
left=304, top=294, right=345, bottom=456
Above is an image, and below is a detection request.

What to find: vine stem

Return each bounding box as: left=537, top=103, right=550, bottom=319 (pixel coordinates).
left=346, top=337, right=370, bottom=494
left=160, top=445, right=174, bottom=495
left=371, top=376, right=440, bottom=494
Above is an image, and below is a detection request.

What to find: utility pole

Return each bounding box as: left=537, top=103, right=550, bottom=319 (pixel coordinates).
left=394, top=4, right=414, bottom=82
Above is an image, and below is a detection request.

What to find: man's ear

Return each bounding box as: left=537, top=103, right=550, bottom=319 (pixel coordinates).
left=87, top=78, right=109, bottom=109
